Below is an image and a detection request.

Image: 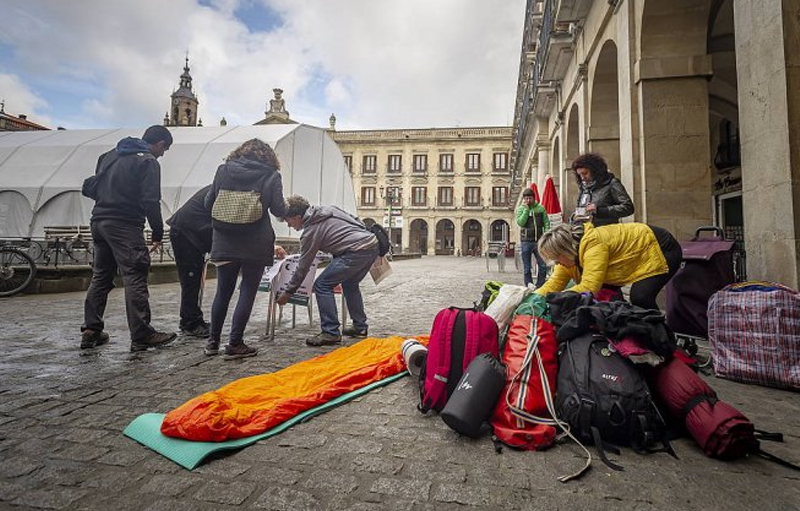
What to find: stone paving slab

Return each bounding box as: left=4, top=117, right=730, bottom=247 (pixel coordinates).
left=0, top=256, right=798, bottom=510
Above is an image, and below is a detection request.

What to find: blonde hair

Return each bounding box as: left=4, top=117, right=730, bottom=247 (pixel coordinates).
left=226, top=138, right=281, bottom=170
left=537, top=224, right=580, bottom=262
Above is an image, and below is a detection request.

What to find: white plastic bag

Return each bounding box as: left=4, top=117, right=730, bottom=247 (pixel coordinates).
left=484, top=284, right=530, bottom=331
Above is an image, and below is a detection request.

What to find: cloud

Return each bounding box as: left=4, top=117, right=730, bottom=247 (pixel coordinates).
left=325, top=78, right=352, bottom=107
left=0, top=0, right=525, bottom=130
left=0, top=73, right=52, bottom=126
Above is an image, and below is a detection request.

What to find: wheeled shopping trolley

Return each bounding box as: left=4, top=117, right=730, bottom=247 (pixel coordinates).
left=665, top=226, right=736, bottom=351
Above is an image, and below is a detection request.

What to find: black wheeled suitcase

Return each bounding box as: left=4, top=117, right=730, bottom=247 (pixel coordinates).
left=665, top=226, right=735, bottom=338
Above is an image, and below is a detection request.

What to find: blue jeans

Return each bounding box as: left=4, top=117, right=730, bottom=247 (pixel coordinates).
left=313, top=247, right=379, bottom=336
left=521, top=240, right=547, bottom=287
left=211, top=261, right=265, bottom=345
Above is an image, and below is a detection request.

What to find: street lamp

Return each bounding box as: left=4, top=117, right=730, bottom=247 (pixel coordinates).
left=380, top=186, right=401, bottom=253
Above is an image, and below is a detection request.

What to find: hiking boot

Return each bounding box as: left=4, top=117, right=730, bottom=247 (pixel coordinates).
left=223, top=343, right=258, bottom=360
left=204, top=338, right=220, bottom=356
left=81, top=329, right=110, bottom=349
left=342, top=326, right=369, bottom=339
left=306, top=332, right=343, bottom=347
left=181, top=322, right=210, bottom=338
left=130, top=331, right=177, bottom=352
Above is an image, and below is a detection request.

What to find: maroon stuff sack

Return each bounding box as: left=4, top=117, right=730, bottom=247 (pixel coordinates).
left=419, top=308, right=499, bottom=413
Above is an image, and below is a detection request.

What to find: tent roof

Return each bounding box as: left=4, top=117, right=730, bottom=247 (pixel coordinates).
left=0, top=124, right=355, bottom=238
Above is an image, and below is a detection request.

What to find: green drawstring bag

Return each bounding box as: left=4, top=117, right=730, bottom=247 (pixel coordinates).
left=513, top=293, right=552, bottom=323
left=476, top=280, right=504, bottom=311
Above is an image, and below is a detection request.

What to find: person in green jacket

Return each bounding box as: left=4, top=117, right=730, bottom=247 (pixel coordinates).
left=516, top=187, right=550, bottom=287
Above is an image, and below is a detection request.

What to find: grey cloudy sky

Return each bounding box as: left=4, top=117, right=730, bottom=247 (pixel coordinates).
left=0, top=0, right=526, bottom=131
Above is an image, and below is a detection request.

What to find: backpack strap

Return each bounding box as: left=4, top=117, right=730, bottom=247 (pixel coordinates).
left=591, top=426, right=624, bottom=471
left=752, top=429, right=800, bottom=471
left=463, top=310, right=480, bottom=364
left=630, top=410, right=678, bottom=459
left=439, top=308, right=459, bottom=375
left=754, top=429, right=784, bottom=442
left=682, top=393, right=718, bottom=418
left=756, top=450, right=800, bottom=472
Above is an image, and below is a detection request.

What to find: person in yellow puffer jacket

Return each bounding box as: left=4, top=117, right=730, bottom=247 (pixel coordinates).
left=534, top=222, right=682, bottom=310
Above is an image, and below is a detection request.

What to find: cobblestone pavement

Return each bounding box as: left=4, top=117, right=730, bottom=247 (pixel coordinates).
left=1, top=256, right=798, bottom=511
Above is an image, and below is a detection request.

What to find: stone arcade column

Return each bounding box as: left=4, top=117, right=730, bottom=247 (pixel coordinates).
left=734, top=0, right=800, bottom=287
left=635, top=56, right=714, bottom=237
left=616, top=0, right=641, bottom=221
left=535, top=134, right=551, bottom=191
left=453, top=218, right=463, bottom=257
left=426, top=215, right=436, bottom=256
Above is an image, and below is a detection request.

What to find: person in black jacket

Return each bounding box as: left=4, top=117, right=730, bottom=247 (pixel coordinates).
left=571, top=153, right=634, bottom=226
left=166, top=185, right=213, bottom=338
left=204, top=139, right=287, bottom=360
left=81, top=125, right=177, bottom=352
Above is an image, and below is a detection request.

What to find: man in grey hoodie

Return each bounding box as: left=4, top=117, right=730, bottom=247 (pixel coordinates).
left=277, top=195, right=379, bottom=346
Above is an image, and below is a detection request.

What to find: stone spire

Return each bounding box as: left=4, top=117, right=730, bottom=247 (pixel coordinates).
left=167, top=52, right=199, bottom=126
left=179, top=54, right=192, bottom=90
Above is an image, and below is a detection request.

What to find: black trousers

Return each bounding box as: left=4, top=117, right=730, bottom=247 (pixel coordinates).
left=170, top=229, right=207, bottom=330
left=629, top=226, right=683, bottom=310
left=83, top=219, right=154, bottom=342
left=211, top=261, right=265, bottom=344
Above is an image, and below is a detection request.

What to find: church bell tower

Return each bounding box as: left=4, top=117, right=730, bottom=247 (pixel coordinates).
left=165, top=54, right=199, bottom=127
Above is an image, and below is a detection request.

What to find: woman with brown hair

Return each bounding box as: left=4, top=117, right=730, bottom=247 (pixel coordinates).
left=204, top=139, right=287, bottom=359
left=571, top=153, right=634, bottom=226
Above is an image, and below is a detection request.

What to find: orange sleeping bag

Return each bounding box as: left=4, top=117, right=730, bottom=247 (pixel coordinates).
left=162, top=336, right=424, bottom=442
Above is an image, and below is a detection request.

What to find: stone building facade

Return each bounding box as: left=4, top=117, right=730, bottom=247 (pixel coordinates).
left=332, top=127, right=516, bottom=256
left=512, top=0, right=800, bottom=287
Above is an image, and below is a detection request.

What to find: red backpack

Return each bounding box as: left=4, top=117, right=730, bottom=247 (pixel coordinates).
left=490, top=314, right=559, bottom=451
left=419, top=308, right=499, bottom=413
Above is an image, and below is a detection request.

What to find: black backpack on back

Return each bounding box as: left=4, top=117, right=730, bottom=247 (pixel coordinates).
left=555, top=333, right=674, bottom=470
left=370, top=224, right=391, bottom=257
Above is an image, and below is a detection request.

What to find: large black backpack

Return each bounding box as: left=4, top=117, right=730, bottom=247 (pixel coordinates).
left=555, top=333, right=674, bottom=471
left=370, top=224, right=391, bottom=257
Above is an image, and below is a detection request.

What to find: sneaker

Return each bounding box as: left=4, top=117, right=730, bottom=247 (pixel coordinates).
left=342, top=326, right=369, bottom=339
left=223, top=343, right=258, bottom=360
left=181, top=322, right=210, bottom=338
left=80, top=329, right=110, bottom=349
left=306, top=332, right=343, bottom=347
left=204, top=338, right=220, bottom=356
left=130, top=331, right=177, bottom=352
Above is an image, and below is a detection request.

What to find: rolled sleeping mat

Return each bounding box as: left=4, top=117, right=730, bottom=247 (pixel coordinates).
left=441, top=353, right=506, bottom=438
left=401, top=338, right=428, bottom=377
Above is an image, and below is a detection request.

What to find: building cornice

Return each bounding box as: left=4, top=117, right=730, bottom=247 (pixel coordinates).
left=332, top=126, right=513, bottom=144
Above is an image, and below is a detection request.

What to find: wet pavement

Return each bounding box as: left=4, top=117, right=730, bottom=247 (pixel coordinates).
left=0, top=256, right=798, bottom=510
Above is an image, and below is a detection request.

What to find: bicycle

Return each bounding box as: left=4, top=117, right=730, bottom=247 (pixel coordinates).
left=40, top=235, right=94, bottom=266
left=0, top=247, right=37, bottom=297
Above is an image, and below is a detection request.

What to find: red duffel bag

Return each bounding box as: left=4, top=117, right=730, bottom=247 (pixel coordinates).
left=490, top=314, right=558, bottom=450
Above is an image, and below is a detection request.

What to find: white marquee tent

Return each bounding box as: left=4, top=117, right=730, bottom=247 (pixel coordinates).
left=0, top=124, right=356, bottom=239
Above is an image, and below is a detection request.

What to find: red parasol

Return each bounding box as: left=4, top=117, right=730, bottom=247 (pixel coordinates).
left=540, top=175, right=561, bottom=215
left=529, top=183, right=540, bottom=203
